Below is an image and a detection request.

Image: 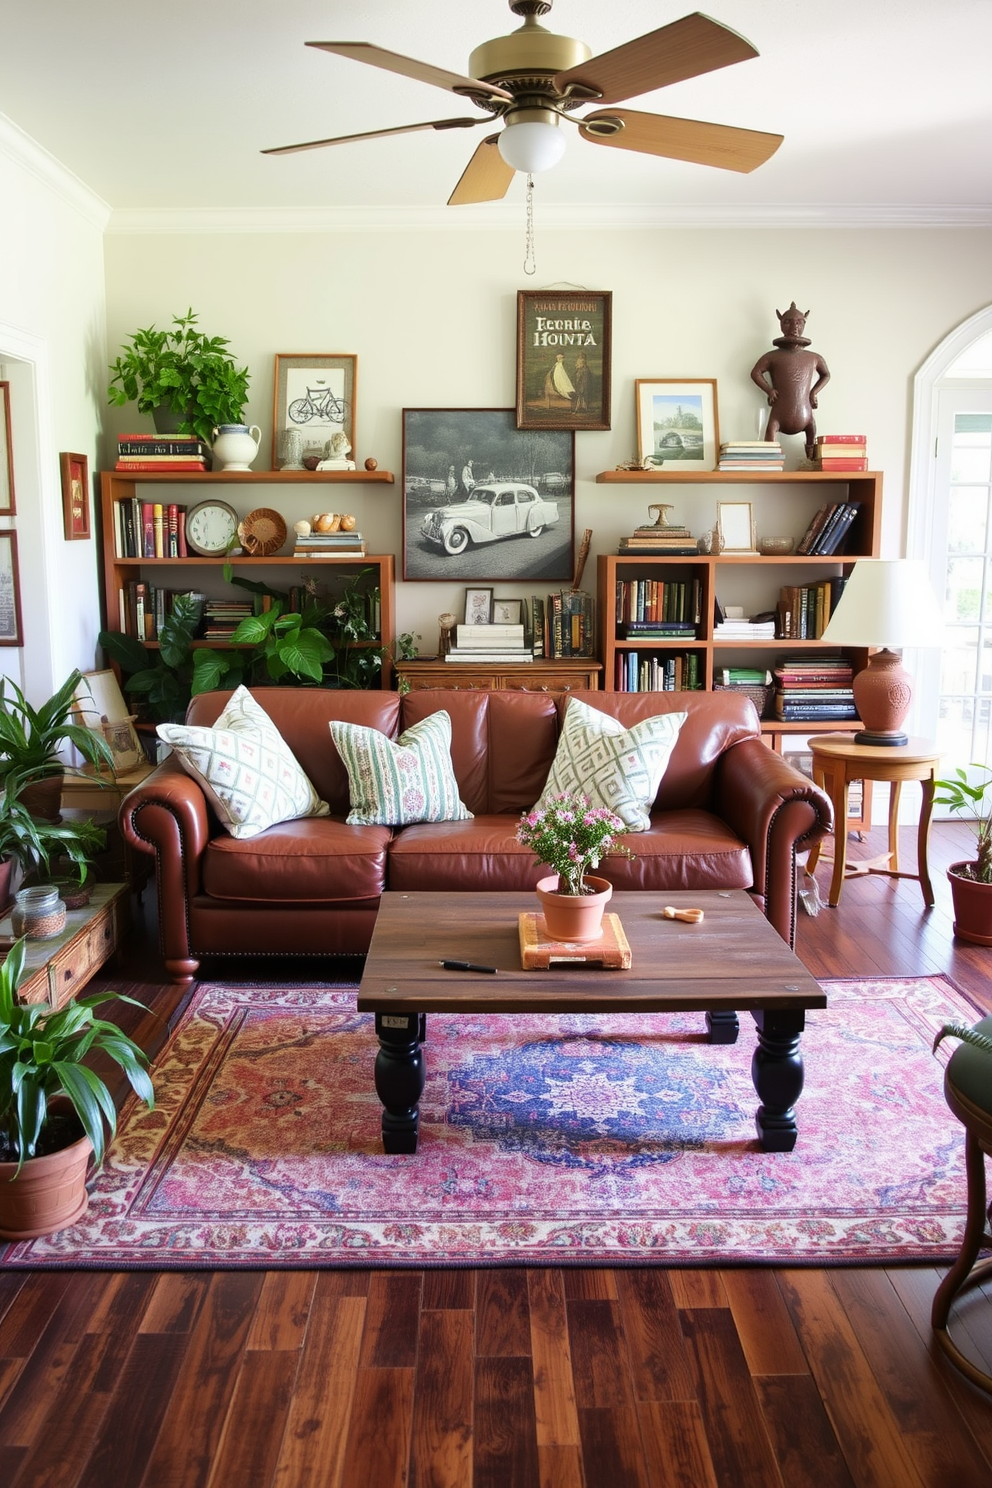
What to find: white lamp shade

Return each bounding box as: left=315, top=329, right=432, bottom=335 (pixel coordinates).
left=497, top=120, right=567, bottom=173
left=819, top=559, right=944, bottom=648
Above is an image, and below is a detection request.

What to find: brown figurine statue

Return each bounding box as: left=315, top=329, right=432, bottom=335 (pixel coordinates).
left=749, top=303, right=830, bottom=459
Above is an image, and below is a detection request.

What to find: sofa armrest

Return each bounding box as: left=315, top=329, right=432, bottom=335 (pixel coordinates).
left=714, top=739, right=833, bottom=948
left=120, top=758, right=213, bottom=981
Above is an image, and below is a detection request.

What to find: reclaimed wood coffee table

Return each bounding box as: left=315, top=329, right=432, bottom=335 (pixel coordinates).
left=357, top=889, right=826, bottom=1156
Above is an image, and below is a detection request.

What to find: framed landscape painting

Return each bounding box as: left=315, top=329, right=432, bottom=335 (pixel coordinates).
left=403, top=409, right=574, bottom=582
left=516, top=290, right=612, bottom=431
left=635, top=379, right=719, bottom=471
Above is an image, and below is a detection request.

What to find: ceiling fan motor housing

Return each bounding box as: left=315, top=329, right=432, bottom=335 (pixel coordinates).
left=469, top=15, right=592, bottom=109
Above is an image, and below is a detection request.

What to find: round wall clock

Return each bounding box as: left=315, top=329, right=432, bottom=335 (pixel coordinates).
left=185, top=499, right=240, bottom=556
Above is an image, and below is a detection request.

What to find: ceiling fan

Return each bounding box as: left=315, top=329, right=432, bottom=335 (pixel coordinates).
left=263, top=2, right=783, bottom=204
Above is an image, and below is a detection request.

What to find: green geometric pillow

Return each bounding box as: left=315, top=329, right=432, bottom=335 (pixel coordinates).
left=157, top=686, right=329, bottom=839
left=535, top=697, right=686, bottom=831
left=329, top=710, right=473, bottom=827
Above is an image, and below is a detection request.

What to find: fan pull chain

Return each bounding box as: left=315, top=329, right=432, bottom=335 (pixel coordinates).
left=523, top=174, right=536, bottom=276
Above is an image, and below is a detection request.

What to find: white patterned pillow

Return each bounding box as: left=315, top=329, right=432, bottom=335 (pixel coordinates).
left=157, top=687, right=329, bottom=839
left=329, top=710, right=473, bottom=826
left=535, top=697, right=686, bottom=831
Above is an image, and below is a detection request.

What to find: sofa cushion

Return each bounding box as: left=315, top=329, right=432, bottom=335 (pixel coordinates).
left=330, top=710, right=473, bottom=826
left=202, top=816, right=390, bottom=902
left=157, top=686, right=329, bottom=839
left=535, top=696, right=686, bottom=831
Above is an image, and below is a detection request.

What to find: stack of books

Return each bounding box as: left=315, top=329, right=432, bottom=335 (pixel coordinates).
left=812, top=435, right=868, bottom=471
left=796, top=502, right=862, bottom=556
left=773, top=655, right=857, bottom=722
left=445, top=623, right=532, bottom=663
left=616, top=652, right=701, bottom=692
left=717, top=440, right=784, bottom=471
left=618, top=522, right=697, bottom=555
left=112, top=497, right=188, bottom=558
left=115, top=433, right=210, bottom=472
left=713, top=615, right=777, bottom=640
left=201, top=599, right=252, bottom=641
left=776, top=575, right=847, bottom=639
left=292, top=529, right=366, bottom=558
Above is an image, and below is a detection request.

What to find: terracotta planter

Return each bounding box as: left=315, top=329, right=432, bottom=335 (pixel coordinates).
left=536, top=874, right=612, bottom=942
left=0, top=1100, right=93, bottom=1240
left=947, top=864, right=992, bottom=946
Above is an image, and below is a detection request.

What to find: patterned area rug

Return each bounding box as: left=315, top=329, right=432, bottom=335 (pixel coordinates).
left=3, top=975, right=977, bottom=1269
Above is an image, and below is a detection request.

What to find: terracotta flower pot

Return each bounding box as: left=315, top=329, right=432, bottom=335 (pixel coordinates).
left=0, top=1100, right=93, bottom=1240
left=947, top=864, right=992, bottom=946
left=536, top=874, right=612, bottom=942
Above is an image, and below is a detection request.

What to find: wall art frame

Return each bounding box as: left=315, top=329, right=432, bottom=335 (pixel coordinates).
left=717, top=500, right=757, bottom=553
left=464, top=588, right=494, bottom=626
left=516, top=289, right=612, bottom=431
left=492, top=597, right=523, bottom=625
left=402, top=408, right=574, bottom=582
left=272, top=354, right=356, bottom=469
left=60, top=451, right=91, bottom=540
left=0, top=382, right=14, bottom=516
left=0, top=531, right=24, bottom=646
left=635, top=378, right=719, bottom=471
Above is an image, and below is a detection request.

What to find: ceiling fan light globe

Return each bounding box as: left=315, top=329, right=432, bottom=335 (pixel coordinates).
left=498, top=120, right=567, bottom=173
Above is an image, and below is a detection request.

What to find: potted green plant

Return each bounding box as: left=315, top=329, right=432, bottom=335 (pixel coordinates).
left=99, top=592, right=246, bottom=724
left=517, top=791, right=634, bottom=941
left=934, top=763, right=992, bottom=945
left=0, top=766, right=107, bottom=909
left=107, top=308, right=251, bottom=448
left=0, top=671, right=116, bottom=821
left=0, top=936, right=154, bottom=1238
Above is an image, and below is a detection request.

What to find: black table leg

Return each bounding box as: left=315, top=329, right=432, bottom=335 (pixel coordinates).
left=374, top=1012, right=426, bottom=1154
left=751, top=1009, right=806, bottom=1152
left=706, top=1009, right=740, bottom=1044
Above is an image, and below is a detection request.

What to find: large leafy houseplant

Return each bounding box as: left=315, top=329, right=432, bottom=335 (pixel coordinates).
left=934, top=764, right=992, bottom=883
left=0, top=767, right=106, bottom=887
left=0, top=937, right=154, bottom=1175
left=107, top=308, right=251, bottom=447
left=99, top=592, right=246, bottom=724
left=0, top=670, right=115, bottom=786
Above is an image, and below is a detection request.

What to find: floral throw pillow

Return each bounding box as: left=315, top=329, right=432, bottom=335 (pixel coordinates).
left=534, top=697, right=687, bottom=831
left=157, top=686, right=329, bottom=839
left=329, top=710, right=473, bottom=827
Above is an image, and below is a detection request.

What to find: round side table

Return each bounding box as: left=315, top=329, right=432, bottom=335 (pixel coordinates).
left=804, top=735, right=942, bottom=908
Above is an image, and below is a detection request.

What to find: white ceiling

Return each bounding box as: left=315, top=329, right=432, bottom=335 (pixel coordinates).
left=2, top=0, right=991, bottom=221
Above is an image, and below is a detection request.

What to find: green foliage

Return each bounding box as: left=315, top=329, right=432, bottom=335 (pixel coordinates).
left=0, top=768, right=106, bottom=884
left=0, top=937, right=154, bottom=1173
left=934, top=764, right=992, bottom=883
left=99, top=593, right=245, bottom=724
left=0, top=671, right=115, bottom=783
left=933, top=1021, right=992, bottom=1057
left=107, top=308, right=251, bottom=447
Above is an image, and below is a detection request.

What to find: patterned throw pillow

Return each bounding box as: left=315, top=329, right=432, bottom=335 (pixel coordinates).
left=157, top=687, right=329, bottom=839
left=329, top=710, right=473, bottom=827
left=535, top=697, right=686, bottom=831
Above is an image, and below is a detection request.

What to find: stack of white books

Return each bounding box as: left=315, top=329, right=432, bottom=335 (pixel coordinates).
left=445, top=623, right=532, bottom=662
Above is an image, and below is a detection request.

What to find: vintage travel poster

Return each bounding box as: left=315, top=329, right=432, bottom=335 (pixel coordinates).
left=516, top=291, right=612, bottom=431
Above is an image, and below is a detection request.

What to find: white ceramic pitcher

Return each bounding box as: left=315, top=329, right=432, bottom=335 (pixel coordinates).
left=211, top=423, right=261, bottom=472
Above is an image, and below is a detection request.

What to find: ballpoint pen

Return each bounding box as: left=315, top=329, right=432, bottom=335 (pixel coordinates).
left=439, top=960, right=497, bottom=974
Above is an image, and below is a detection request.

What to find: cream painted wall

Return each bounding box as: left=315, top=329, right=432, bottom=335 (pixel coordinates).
left=0, top=119, right=109, bottom=701
left=103, top=225, right=992, bottom=650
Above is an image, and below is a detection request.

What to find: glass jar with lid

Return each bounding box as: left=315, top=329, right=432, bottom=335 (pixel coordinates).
left=11, top=885, right=67, bottom=940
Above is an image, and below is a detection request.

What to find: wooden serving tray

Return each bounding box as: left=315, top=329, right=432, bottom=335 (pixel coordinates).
left=518, top=912, right=632, bottom=970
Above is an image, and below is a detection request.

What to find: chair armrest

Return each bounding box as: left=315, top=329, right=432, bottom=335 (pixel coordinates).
left=714, top=739, right=833, bottom=947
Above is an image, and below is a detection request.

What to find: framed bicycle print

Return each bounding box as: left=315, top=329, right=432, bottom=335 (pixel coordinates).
left=272, top=354, right=357, bottom=469
left=516, top=290, right=612, bottom=431
left=60, top=452, right=91, bottom=540
left=0, top=531, right=24, bottom=645
left=0, top=382, right=14, bottom=516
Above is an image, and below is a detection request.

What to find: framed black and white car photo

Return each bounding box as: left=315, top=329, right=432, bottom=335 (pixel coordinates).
left=403, top=409, right=574, bottom=582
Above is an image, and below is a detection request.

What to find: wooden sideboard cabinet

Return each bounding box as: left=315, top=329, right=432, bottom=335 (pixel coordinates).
left=394, top=658, right=602, bottom=692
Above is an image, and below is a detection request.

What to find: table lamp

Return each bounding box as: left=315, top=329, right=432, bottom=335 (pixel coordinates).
left=819, top=558, right=944, bottom=746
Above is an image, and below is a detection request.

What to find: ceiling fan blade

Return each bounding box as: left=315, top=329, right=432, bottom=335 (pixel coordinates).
left=307, top=42, right=512, bottom=103
left=579, top=109, right=783, bottom=173
left=448, top=136, right=515, bottom=205
left=263, top=117, right=484, bottom=156
left=555, top=13, right=759, bottom=105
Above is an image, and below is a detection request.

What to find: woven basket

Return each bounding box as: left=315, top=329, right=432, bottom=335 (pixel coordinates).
left=714, top=682, right=775, bottom=720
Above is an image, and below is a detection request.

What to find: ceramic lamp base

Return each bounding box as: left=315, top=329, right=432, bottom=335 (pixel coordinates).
left=851, top=648, right=913, bottom=746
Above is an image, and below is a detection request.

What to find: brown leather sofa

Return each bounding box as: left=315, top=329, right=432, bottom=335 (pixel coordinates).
left=120, top=687, right=832, bottom=983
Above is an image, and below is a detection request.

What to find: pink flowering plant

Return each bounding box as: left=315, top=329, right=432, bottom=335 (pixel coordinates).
left=517, top=791, right=634, bottom=896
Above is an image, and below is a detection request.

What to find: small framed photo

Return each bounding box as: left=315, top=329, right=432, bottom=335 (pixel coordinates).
left=272, top=354, right=356, bottom=469
left=0, top=531, right=24, bottom=646
left=60, top=452, right=90, bottom=540
left=635, top=379, right=719, bottom=471
left=464, top=588, right=494, bottom=626
left=0, top=382, right=14, bottom=516
left=717, top=501, right=757, bottom=553
left=492, top=598, right=523, bottom=625
left=516, top=290, right=612, bottom=430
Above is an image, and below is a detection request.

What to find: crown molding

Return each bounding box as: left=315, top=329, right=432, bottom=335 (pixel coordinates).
left=0, top=114, right=111, bottom=231
left=105, top=200, right=992, bottom=235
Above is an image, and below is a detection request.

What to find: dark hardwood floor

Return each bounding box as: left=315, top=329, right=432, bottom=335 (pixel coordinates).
left=1, top=821, right=991, bottom=1487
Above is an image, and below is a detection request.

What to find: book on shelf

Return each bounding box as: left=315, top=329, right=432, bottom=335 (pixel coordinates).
left=615, top=649, right=701, bottom=693
left=812, top=458, right=869, bottom=472
left=720, top=667, right=772, bottom=684
left=811, top=444, right=866, bottom=458
left=615, top=576, right=702, bottom=628
left=714, top=620, right=777, bottom=638
left=455, top=624, right=526, bottom=647
left=813, top=503, right=861, bottom=555
left=815, top=434, right=867, bottom=446
left=293, top=547, right=366, bottom=558
left=445, top=650, right=534, bottom=663
left=114, top=460, right=208, bottom=473
left=116, top=450, right=211, bottom=462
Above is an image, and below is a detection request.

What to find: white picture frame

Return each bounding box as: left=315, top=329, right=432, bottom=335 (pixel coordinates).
left=717, top=501, right=758, bottom=553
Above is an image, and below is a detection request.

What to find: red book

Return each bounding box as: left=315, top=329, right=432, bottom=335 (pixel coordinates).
left=815, top=435, right=867, bottom=445
left=141, top=502, right=155, bottom=558
left=814, top=458, right=869, bottom=471
left=114, top=461, right=209, bottom=472
left=167, top=503, right=179, bottom=558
